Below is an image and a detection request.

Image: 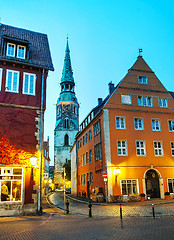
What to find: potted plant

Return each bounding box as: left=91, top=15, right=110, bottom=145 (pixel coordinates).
left=140, top=193, right=146, bottom=201
left=164, top=192, right=171, bottom=200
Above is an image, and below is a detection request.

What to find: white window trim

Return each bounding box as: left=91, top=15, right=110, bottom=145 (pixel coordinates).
left=17, top=45, right=26, bottom=59
left=158, top=97, right=168, bottom=108
left=134, top=117, right=144, bottom=130
left=138, top=95, right=153, bottom=107
left=5, top=69, right=19, bottom=93
left=168, top=120, right=174, bottom=132
left=23, top=72, right=36, bottom=95
left=6, top=43, right=16, bottom=57
left=120, top=179, right=139, bottom=195
left=0, top=68, right=2, bottom=91
left=117, top=139, right=128, bottom=156
left=136, top=140, right=146, bottom=156
left=138, top=75, right=148, bottom=85
left=151, top=118, right=161, bottom=131
left=116, top=116, right=126, bottom=129
left=167, top=178, right=174, bottom=193
left=153, top=140, right=164, bottom=156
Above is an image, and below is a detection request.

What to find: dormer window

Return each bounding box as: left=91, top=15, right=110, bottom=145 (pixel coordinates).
left=6, top=43, right=16, bottom=57
left=6, top=42, right=26, bottom=59
left=138, top=76, right=148, bottom=85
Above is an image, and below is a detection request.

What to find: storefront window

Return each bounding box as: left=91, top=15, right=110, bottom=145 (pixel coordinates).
left=0, top=168, right=23, bottom=202
left=121, top=179, right=138, bottom=195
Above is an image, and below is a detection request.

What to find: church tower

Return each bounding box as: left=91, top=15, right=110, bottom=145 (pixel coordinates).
left=54, top=38, right=79, bottom=187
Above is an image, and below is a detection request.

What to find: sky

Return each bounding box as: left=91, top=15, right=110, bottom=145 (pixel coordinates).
left=1, top=0, right=174, bottom=165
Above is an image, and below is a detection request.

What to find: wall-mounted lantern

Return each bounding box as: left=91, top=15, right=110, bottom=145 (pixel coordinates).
left=114, top=167, right=120, bottom=182
left=30, top=153, right=37, bottom=179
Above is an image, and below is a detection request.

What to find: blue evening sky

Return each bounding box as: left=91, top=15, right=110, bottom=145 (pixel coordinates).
left=1, top=0, right=174, bottom=164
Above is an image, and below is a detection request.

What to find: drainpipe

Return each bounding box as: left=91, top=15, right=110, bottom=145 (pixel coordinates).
left=38, top=68, right=45, bottom=215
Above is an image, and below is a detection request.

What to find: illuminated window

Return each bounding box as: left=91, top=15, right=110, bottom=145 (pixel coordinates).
left=121, top=179, right=138, bottom=195
left=0, top=168, right=23, bottom=202
left=6, top=70, right=19, bottom=93
left=23, top=73, right=36, bottom=95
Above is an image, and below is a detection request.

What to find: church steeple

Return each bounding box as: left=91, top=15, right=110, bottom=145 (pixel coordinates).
left=57, top=38, right=78, bottom=104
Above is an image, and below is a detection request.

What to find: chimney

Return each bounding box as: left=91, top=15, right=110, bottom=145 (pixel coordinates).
left=98, top=98, right=102, bottom=105
left=108, top=82, right=115, bottom=95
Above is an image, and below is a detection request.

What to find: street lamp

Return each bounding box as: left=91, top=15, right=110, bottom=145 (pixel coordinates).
left=30, top=154, right=37, bottom=179
left=114, top=168, right=120, bottom=182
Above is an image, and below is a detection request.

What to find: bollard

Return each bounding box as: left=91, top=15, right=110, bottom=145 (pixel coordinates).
left=152, top=203, right=155, bottom=219
left=66, top=199, right=70, bottom=214
left=120, top=204, right=124, bottom=229
left=88, top=200, right=92, bottom=218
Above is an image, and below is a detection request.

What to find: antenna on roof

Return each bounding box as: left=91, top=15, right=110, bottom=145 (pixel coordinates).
left=138, top=48, right=143, bottom=57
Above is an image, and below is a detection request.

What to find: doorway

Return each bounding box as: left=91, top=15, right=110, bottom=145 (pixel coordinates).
left=145, top=169, right=160, bottom=198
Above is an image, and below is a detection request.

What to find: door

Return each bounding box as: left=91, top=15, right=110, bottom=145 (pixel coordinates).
left=145, top=170, right=160, bottom=198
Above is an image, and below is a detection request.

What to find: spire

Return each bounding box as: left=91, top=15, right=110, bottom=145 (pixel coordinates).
left=61, top=37, right=74, bottom=83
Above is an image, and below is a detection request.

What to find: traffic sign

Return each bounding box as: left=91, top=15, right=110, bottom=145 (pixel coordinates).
left=103, top=173, right=107, bottom=179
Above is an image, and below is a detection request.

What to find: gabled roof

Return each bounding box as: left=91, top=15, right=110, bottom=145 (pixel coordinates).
left=0, top=24, right=54, bottom=71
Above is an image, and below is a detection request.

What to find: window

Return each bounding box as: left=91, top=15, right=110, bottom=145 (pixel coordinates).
left=168, top=120, right=174, bottom=132
left=78, top=141, right=80, bottom=149
left=23, top=73, right=36, bottom=95
left=94, top=143, right=102, bottom=161
left=87, top=173, right=89, bottom=182
left=64, top=118, right=69, bottom=129
left=79, top=175, right=80, bottom=185
left=154, top=141, right=163, bottom=156
left=121, top=179, right=138, bottom=195
left=138, top=76, right=148, bottom=84
left=83, top=136, right=85, bottom=145
left=0, top=68, right=2, bottom=91
left=152, top=119, right=161, bottom=131
left=17, top=45, right=26, bottom=59
left=89, top=130, right=92, bottom=141
left=171, top=142, right=174, bottom=156
left=159, top=98, right=168, bottom=108
left=81, top=175, right=83, bottom=185
left=64, top=134, right=69, bottom=146
left=134, top=118, right=144, bottom=130
left=94, top=120, right=101, bottom=136
left=0, top=167, right=23, bottom=202
left=117, top=140, right=127, bottom=156
left=121, top=94, right=131, bottom=105
left=116, top=117, right=125, bottom=129
left=80, top=139, right=82, bottom=148
left=86, top=152, right=89, bottom=164
left=138, top=95, right=153, bottom=107
left=89, top=149, right=92, bottom=163
left=168, top=179, right=174, bottom=193
left=78, top=157, right=80, bottom=167
left=6, top=43, right=16, bottom=57
left=90, top=172, right=93, bottom=185
left=83, top=154, right=86, bottom=165
left=84, top=174, right=86, bottom=185
left=6, top=70, right=19, bottom=93
left=136, top=141, right=146, bottom=156
left=81, top=156, right=83, bottom=167
left=86, top=134, right=88, bottom=143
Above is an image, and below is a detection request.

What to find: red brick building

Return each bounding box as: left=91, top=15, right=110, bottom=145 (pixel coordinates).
left=76, top=55, right=174, bottom=201
left=0, top=24, right=54, bottom=215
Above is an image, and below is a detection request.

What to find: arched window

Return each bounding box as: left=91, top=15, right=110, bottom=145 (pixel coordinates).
left=64, top=134, right=69, bottom=146
left=64, top=118, right=69, bottom=128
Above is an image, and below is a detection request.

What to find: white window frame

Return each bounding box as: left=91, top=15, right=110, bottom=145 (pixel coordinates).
left=171, top=142, right=174, bottom=157
left=167, top=178, right=174, bottom=193
left=138, top=95, right=153, bottom=107
left=121, top=94, right=132, bottom=105
left=23, top=72, right=36, bottom=95
left=136, top=140, right=146, bottom=156
left=152, top=119, right=161, bottom=131
left=154, top=141, right=163, bottom=156
left=134, top=117, right=144, bottom=130
left=0, top=68, right=2, bottom=91
left=17, top=45, right=26, bottom=59
left=116, top=116, right=126, bottom=129
left=5, top=69, right=19, bottom=93
left=117, top=140, right=127, bottom=156
left=0, top=167, right=23, bottom=203
left=168, top=120, right=174, bottom=132
left=138, top=76, right=148, bottom=84
left=159, top=97, right=168, bottom=108
left=120, top=179, right=139, bottom=195
left=6, top=43, right=16, bottom=57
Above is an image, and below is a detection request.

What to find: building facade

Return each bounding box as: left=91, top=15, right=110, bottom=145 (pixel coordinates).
left=54, top=39, right=79, bottom=188
left=75, top=55, right=174, bottom=201
left=0, top=24, right=53, bottom=215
